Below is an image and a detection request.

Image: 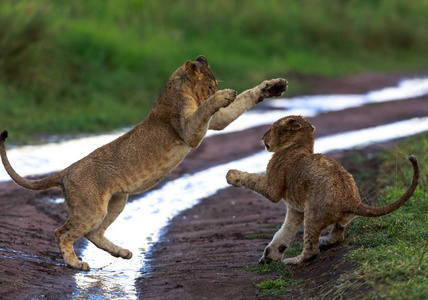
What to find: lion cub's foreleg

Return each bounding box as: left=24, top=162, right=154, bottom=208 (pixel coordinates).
left=209, top=78, right=287, bottom=130
left=259, top=207, right=304, bottom=263
left=226, top=170, right=283, bottom=203
left=179, top=89, right=237, bottom=148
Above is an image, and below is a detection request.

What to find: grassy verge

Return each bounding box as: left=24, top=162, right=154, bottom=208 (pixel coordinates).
left=246, top=133, right=428, bottom=298
left=339, top=133, right=428, bottom=299
left=1, top=0, right=428, bottom=143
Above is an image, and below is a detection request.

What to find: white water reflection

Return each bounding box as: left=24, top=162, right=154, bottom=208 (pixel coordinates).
left=209, top=77, right=428, bottom=136
left=2, top=77, right=428, bottom=182
left=267, top=77, right=428, bottom=114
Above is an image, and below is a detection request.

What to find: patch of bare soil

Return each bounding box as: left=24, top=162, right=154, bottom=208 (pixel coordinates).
left=0, top=72, right=427, bottom=299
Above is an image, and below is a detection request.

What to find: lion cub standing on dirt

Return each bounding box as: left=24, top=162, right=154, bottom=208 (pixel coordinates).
left=0, top=55, right=287, bottom=271
left=226, top=115, right=419, bottom=265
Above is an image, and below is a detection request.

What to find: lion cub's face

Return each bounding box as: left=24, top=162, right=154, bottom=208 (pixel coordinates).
left=184, top=55, right=218, bottom=102
left=262, top=116, right=315, bottom=152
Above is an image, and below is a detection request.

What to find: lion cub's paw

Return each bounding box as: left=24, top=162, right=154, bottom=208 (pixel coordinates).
left=215, top=89, right=237, bottom=108
left=319, top=236, right=339, bottom=250
left=226, top=169, right=243, bottom=187
left=118, top=249, right=133, bottom=259
left=81, top=261, right=91, bottom=271
left=282, top=255, right=303, bottom=265
left=259, top=78, right=288, bottom=101
left=72, top=261, right=90, bottom=271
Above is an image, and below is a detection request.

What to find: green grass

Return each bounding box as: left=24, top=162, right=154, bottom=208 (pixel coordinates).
left=324, top=134, right=428, bottom=299
left=245, top=261, right=290, bottom=275
left=340, top=134, right=428, bottom=299
left=255, top=276, right=302, bottom=296
left=1, top=0, right=428, bottom=143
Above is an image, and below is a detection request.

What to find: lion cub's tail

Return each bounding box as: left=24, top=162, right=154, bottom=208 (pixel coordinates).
left=1, top=130, right=62, bottom=191
left=353, top=155, right=420, bottom=218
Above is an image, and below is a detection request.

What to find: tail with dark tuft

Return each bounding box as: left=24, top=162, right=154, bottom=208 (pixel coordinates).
left=0, top=130, right=8, bottom=142
left=0, top=130, right=62, bottom=191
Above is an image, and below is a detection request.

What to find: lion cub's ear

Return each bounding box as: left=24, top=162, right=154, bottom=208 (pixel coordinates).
left=196, top=55, right=209, bottom=67
left=185, top=60, right=203, bottom=83
left=278, top=118, right=301, bottom=134
left=284, top=119, right=302, bottom=131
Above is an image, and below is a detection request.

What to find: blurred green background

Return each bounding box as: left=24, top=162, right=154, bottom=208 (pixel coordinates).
left=1, top=0, right=428, bottom=143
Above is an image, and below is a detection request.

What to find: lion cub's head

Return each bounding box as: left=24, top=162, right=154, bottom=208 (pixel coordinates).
left=263, top=115, right=316, bottom=153
left=182, top=55, right=218, bottom=102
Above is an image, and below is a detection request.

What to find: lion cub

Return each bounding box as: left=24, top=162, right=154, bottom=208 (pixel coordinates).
left=0, top=55, right=287, bottom=270
left=226, top=115, right=419, bottom=265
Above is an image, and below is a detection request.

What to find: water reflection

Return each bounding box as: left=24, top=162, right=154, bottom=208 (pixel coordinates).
left=211, top=77, right=428, bottom=136
left=2, top=77, right=428, bottom=182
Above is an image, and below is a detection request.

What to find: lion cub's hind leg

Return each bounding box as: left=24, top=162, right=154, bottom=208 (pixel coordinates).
left=319, top=222, right=346, bottom=248
left=282, top=213, right=328, bottom=265
left=85, top=193, right=132, bottom=260
left=55, top=191, right=111, bottom=271
left=55, top=212, right=106, bottom=271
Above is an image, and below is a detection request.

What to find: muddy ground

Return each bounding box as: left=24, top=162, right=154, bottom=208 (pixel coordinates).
left=1, top=72, right=427, bottom=299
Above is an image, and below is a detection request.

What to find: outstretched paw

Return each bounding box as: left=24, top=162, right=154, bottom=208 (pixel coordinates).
left=226, top=169, right=243, bottom=187
left=215, top=89, right=237, bottom=108
left=259, top=78, right=288, bottom=101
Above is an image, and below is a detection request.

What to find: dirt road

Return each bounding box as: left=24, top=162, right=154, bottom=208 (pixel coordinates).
left=1, top=72, right=427, bottom=299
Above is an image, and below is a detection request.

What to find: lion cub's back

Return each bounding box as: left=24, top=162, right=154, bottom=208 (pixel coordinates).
left=291, top=154, right=359, bottom=203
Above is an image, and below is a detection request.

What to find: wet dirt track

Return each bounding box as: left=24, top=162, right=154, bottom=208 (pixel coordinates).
left=1, top=72, right=428, bottom=299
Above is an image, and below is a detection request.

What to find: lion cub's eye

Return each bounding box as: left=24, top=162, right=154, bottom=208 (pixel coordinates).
left=278, top=245, right=287, bottom=253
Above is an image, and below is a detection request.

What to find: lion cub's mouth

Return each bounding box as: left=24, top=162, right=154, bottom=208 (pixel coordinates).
left=262, top=139, right=270, bottom=151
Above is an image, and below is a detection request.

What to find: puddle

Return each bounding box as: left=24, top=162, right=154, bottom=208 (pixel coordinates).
left=1, top=77, right=428, bottom=298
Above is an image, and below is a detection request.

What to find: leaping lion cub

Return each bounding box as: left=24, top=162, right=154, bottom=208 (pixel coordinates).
left=226, top=115, right=419, bottom=265
left=0, top=55, right=287, bottom=270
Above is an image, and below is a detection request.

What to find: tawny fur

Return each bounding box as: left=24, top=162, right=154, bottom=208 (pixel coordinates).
left=0, top=55, right=287, bottom=271
left=226, top=115, right=419, bottom=265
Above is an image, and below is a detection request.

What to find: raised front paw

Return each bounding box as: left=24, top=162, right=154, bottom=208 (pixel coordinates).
left=259, top=78, right=288, bottom=101
left=215, top=89, right=237, bottom=109
left=226, top=169, right=243, bottom=187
